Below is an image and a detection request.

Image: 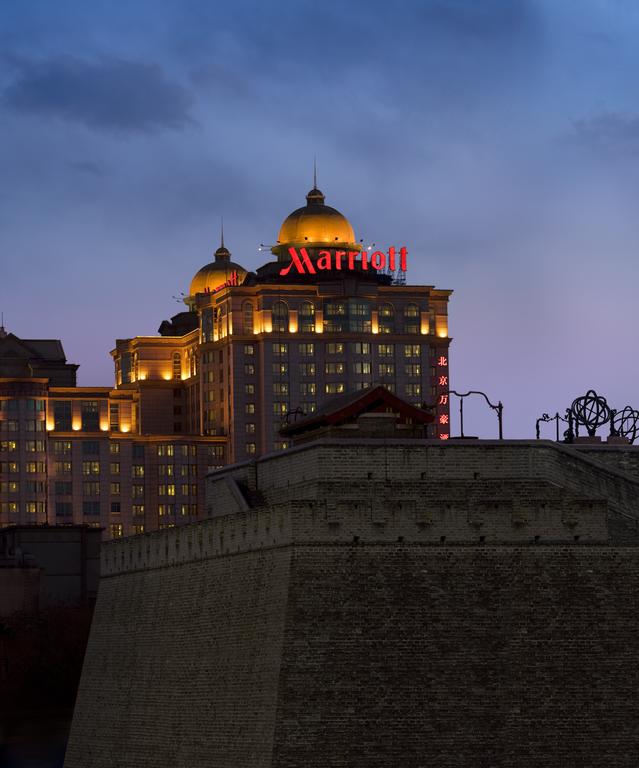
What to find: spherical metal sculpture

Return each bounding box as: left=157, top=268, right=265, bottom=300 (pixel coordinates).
left=612, top=406, right=639, bottom=444
left=570, top=390, right=611, bottom=437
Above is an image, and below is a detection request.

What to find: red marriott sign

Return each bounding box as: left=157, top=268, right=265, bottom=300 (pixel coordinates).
left=279, top=247, right=408, bottom=277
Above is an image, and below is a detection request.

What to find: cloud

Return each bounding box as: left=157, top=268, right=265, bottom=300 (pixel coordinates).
left=4, top=56, right=194, bottom=135
left=67, top=159, right=104, bottom=176
left=573, top=112, right=639, bottom=152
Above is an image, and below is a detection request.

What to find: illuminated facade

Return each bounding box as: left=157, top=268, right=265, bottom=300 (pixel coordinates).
left=1, top=183, right=451, bottom=538
left=113, top=183, right=452, bottom=465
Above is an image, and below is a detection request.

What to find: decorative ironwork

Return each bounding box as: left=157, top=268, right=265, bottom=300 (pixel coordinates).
left=612, top=406, right=639, bottom=443
left=570, top=390, right=611, bottom=437
left=449, top=390, right=504, bottom=440
left=536, top=390, right=639, bottom=444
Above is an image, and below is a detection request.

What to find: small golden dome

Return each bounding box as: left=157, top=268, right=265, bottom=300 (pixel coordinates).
left=189, top=245, right=247, bottom=297
left=273, top=187, right=361, bottom=256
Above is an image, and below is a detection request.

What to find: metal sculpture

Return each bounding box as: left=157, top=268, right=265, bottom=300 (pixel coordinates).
left=570, top=390, right=611, bottom=437
left=536, top=391, right=639, bottom=444
left=612, top=406, right=639, bottom=443
left=449, top=390, right=504, bottom=440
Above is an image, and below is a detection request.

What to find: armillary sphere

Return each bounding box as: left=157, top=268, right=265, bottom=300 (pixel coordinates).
left=612, top=406, right=639, bottom=444
left=570, top=390, right=611, bottom=437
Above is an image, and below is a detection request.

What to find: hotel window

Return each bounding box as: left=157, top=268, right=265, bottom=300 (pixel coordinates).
left=81, top=401, right=99, bottom=432
left=246, top=423, right=256, bottom=434
left=273, top=342, right=288, bottom=357
left=325, top=383, right=345, bottom=395
left=325, top=362, right=345, bottom=375
left=26, top=462, right=46, bottom=473
left=110, top=482, right=121, bottom=495
left=273, top=441, right=289, bottom=451
left=299, top=383, right=316, bottom=396
left=243, top=302, right=254, bottom=334
left=84, top=501, right=101, bottom=516
left=378, top=304, right=395, bottom=334
left=353, top=362, right=372, bottom=375
left=299, top=363, right=316, bottom=377
left=323, top=301, right=346, bottom=332
left=303, top=402, right=317, bottom=413
left=158, top=485, right=166, bottom=496
left=180, top=445, right=189, bottom=457
left=83, top=481, right=100, bottom=497
left=272, top=301, right=289, bottom=333
left=378, top=363, right=395, bottom=377
left=299, top=343, right=314, bottom=357
left=158, top=504, right=174, bottom=517
left=272, top=362, right=288, bottom=376
left=132, top=465, right=145, bottom=478
left=25, top=420, right=44, bottom=433
left=245, top=403, right=255, bottom=414
left=172, top=352, right=182, bottom=380
left=159, top=464, right=175, bottom=477
left=55, top=461, right=72, bottom=474
left=132, top=504, right=145, bottom=517
left=110, top=462, right=120, bottom=475
left=244, top=364, right=255, bottom=375
left=2, top=461, right=19, bottom=473
left=25, top=502, right=38, bottom=515
left=133, top=352, right=139, bottom=381
left=404, top=344, right=420, bottom=358
left=179, top=465, right=188, bottom=477
left=133, top=524, right=145, bottom=535
left=378, top=344, right=394, bottom=357
left=53, top=401, right=72, bottom=431
left=273, top=383, right=289, bottom=396
left=181, top=483, right=190, bottom=496
left=244, top=344, right=254, bottom=356
left=5, top=420, right=19, bottom=432
left=0, top=502, right=18, bottom=515
left=405, top=364, right=421, bottom=377
left=110, top=442, right=120, bottom=455
left=82, top=441, right=99, bottom=455
left=348, top=300, right=372, bottom=333
left=0, top=441, right=17, bottom=452
left=56, top=502, right=73, bottom=518
left=55, top=481, right=72, bottom=495
left=111, top=524, right=123, bottom=539
left=403, top=303, right=420, bottom=333
left=352, top=342, right=371, bottom=355
left=25, top=440, right=45, bottom=452
left=132, top=485, right=145, bottom=498
left=273, top=402, right=289, bottom=415
left=299, top=302, right=315, bottom=332
left=133, top=444, right=146, bottom=459
left=110, top=403, right=120, bottom=432
left=405, top=384, right=422, bottom=397
left=326, top=343, right=344, bottom=355
left=246, top=443, right=256, bottom=455
left=82, top=461, right=100, bottom=475
left=245, top=384, right=255, bottom=395
left=167, top=484, right=176, bottom=496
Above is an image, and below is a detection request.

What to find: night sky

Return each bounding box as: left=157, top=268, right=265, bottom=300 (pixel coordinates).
left=1, top=0, right=638, bottom=438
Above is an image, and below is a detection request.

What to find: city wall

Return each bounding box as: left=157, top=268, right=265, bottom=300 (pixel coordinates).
left=65, top=440, right=639, bottom=767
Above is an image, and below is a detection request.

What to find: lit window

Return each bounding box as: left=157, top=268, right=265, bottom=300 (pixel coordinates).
left=272, top=342, right=288, bottom=356
left=378, top=363, right=395, bottom=377
left=404, top=345, right=420, bottom=358
left=243, top=302, right=254, bottom=334
left=353, top=362, right=371, bottom=375
left=378, top=344, right=394, bottom=357
left=172, top=352, right=181, bottom=380
left=326, top=343, right=344, bottom=355
left=111, top=524, right=123, bottom=538
left=246, top=443, right=256, bottom=455
left=352, top=342, right=371, bottom=354
left=405, top=364, right=421, bottom=377
left=325, top=383, right=345, bottom=394
left=298, top=302, right=315, bottom=333
left=272, top=301, right=289, bottom=333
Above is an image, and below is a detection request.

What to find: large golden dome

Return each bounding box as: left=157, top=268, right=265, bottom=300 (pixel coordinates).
left=273, top=187, right=361, bottom=257
left=189, top=245, right=247, bottom=297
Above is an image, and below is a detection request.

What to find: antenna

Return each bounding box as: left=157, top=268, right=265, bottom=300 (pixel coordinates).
left=313, top=155, right=317, bottom=189
left=220, top=216, right=225, bottom=248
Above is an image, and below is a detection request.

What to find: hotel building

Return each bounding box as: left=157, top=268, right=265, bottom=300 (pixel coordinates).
left=0, top=183, right=451, bottom=537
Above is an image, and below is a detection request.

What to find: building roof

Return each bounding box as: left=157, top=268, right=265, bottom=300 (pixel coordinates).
left=280, top=385, right=434, bottom=437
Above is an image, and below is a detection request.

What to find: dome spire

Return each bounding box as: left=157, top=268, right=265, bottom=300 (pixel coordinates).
left=306, top=157, right=325, bottom=206
left=214, top=217, right=230, bottom=262
left=313, top=155, right=317, bottom=190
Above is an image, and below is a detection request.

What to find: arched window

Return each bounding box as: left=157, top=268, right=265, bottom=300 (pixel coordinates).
left=272, top=301, right=289, bottom=333
left=243, top=301, right=254, bottom=335
left=172, top=352, right=181, bottom=380
left=132, top=352, right=139, bottom=381
left=378, top=303, right=395, bottom=334
left=298, top=301, right=315, bottom=333
left=404, top=303, right=420, bottom=334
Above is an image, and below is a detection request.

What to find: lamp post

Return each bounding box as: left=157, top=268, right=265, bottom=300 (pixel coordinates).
left=449, top=390, right=504, bottom=440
